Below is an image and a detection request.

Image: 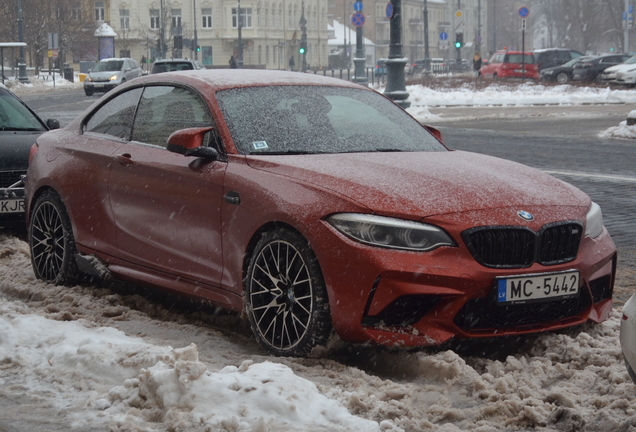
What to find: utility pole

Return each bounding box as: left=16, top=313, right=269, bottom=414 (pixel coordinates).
left=193, top=0, right=198, bottom=60
left=17, top=0, right=28, bottom=82
left=423, top=0, right=430, bottom=72
left=384, top=0, right=409, bottom=108
left=353, top=0, right=368, bottom=85
left=237, top=0, right=243, bottom=67
left=299, top=1, right=307, bottom=72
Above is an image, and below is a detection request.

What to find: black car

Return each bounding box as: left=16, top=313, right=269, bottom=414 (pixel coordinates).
left=150, top=58, right=206, bottom=74
left=572, top=54, right=631, bottom=83
left=540, top=56, right=593, bottom=84
left=534, top=48, right=584, bottom=71
left=0, top=85, right=58, bottom=225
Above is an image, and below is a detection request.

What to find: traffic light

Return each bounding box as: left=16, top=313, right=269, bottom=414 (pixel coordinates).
left=197, top=45, right=201, bottom=52
left=299, top=42, right=307, bottom=55
left=455, top=32, right=463, bottom=49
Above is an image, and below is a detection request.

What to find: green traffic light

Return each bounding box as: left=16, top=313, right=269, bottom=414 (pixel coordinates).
left=299, top=47, right=306, bottom=54
left=454, top=41, right=461, bottom=48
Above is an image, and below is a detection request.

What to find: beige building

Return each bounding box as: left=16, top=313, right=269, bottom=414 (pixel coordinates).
left=104, top=0, right=329, bottom=69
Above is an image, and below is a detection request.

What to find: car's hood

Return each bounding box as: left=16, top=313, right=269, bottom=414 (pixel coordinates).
left=604, top=64, right=625, bottom=73
left=88, top=71, right=121, bottom=79
left=245, top=150, right=588, bottom=218
left=0, top=131, right=45, bottom=170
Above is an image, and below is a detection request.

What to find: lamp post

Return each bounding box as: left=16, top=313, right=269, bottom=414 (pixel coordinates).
left=237, top=0, right=243, bottom=67
left=353, top=1, right=368, bottom=85
left=423, top=0, right=430, bottom=72
left=193, top=0, right=198, bottom=60
left=17, top=0, right=28, bottom=82
left=384, top=0, right=409, bottom=108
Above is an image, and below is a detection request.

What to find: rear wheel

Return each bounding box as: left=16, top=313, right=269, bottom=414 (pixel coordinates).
left=29, top=190, right=79, bottom=285
left=556, top=72, right=569, bottom=84
left=245, top=228, right=332, bottom=357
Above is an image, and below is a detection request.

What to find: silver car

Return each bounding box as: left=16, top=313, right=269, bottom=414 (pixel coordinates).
left=83, top=58, right=142, bottom=96
left=621, top=293, right=636, bottom=384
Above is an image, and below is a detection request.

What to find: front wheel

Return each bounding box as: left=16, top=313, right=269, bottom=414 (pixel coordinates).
left=84, top=87, right=94, bottom=96
left=29, top=190, right=79, bottom=285
left=556, top=72, right=569, bottom=84
left=245, top=228, right=332, bottom=357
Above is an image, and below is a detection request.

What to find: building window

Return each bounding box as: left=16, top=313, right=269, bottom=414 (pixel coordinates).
left=202, top=8, right=212, bottom=28
left=120, top=9, right=130, bottom=30
left=71, top=2, right=81, bottom=20
left=232, top=8, right=253, bottom=28
left=171, top=9, right=182, bottom=29
left=94, top=1, right=104, bottom=21
left=150, top=9, right=160, bottom=29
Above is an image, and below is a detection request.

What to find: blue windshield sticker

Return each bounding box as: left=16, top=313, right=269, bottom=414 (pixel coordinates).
left=253, top=141, right=268, bottom=150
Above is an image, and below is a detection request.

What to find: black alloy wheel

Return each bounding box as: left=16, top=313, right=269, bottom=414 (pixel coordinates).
left=245, top=228, right=332, bottom=357
left=556, top=72, right=569, bottom=84
left=29, top=190, right=79, bottom=285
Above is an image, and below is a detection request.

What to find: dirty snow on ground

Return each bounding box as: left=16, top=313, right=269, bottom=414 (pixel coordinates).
left=1, top=78, right=636, bottom=431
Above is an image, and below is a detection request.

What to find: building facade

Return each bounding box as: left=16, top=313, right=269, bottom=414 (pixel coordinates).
left=101, top=0, right=329, bottom=69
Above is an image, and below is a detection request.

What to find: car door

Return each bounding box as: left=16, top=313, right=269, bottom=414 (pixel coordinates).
left=108, top=84, right=228, bottom=289
left=67, top=87, right=143, bottom=256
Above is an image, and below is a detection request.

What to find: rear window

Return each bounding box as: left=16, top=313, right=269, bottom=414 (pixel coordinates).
left=505, top=54, right=535, bottom=64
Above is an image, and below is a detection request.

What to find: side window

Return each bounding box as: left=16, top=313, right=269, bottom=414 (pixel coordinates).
left=84, top=88, right=142, bottom=139
left=131, top=86, right=213, bottom=147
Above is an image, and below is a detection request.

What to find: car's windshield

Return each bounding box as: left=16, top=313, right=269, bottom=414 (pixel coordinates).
left=216, top=85, right=447, bottom=155
left=93, top=60, right=124, bottom=72
left=624, top=55, right=636, bottom=65
left=0, top=89, right=46, bottom=131
left=152, top=62, right=195, bottom=73
left=563, top=58, right=582, bottom=67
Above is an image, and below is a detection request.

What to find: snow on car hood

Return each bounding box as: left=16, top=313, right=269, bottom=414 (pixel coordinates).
left=246, top=150, right=588, bottom=218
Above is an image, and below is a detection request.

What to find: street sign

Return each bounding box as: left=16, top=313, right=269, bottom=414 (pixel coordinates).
left=385, top=3, right=393, bottom=19
left=455, top=10, right=462, bottom=18
left=47, top=33, right=58, bottom=50
left=351, top=12, right=365, bottom=27
left=440, top=31, right=448, bottom=40
left=519, top=6, right=529, bottom=18
left=47, top=49, right=59, bottom=58
left=353, top=1, right=363, bottom=12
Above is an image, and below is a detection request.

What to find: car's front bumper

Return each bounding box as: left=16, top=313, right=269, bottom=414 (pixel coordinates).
left=84, top=81, right=118, bottom=92
left=621, top=293, right=636, bottom=383
left=316, top=213, right=616, bottom=348
left=0, top=172, right=26, bottom=218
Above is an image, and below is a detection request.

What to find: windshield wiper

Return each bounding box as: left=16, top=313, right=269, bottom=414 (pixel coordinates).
left=249, top=149, right=315, bottom=155
left=0, top=127, right=44, bottom=132
left=374, top=148, right=404, bottom=152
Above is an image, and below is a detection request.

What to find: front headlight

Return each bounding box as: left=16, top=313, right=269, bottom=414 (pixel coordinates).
left=585, top=202, right=604, bottom=238
left=542, top=70, right=554, bottom=75
left=109, top=74, right=120, bottom=81
left=327, top=213, right=455, bottom=251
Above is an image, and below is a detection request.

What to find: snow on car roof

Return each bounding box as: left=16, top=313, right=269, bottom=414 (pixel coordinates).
left=131, top=69, right=367, bottom=92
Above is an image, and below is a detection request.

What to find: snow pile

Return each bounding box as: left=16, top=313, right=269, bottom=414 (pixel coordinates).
left=0, top=298, right=384, bottom=431
left=600, top=120, right=636, bottom=139
left=403, top=82, right=636, bottom=107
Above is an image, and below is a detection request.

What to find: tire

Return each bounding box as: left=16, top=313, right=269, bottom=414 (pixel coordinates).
left=245, top=228, right=332, bottom=357
left=84, top=87, right=93, bottom=96
left=493, top=73, right=498, bottom=80
left=29, top=190, right=79, bottom=285
left=626, top=356, right=636, bottom=384
left=556, top=72, right=569, bottom=84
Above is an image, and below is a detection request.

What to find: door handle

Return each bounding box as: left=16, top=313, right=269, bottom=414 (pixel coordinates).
left=114, top=153, right=133, bottom=165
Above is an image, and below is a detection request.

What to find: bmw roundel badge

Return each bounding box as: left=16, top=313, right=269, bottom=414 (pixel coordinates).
left=517, top=210, right=534, bottom=221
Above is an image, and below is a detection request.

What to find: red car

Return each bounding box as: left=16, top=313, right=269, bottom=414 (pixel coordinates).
left=479, top=50, right=539, bottom=79
left=25, top=70, right=615, bottom=357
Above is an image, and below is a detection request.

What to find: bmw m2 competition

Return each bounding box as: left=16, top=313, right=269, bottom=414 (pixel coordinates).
left=25, top=70, right=616, bottom=357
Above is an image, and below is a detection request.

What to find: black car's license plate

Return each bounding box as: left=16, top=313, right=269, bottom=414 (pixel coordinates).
left=0, top=198, right=24, bottom=214
left=496, top=270, right=580, bottom=304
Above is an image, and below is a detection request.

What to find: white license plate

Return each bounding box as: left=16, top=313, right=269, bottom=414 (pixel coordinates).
left=0, top=198, right=24, bottom=214
left=94, top=84, right=104, bottom=88
left=496, top=270, right=579, bottom=304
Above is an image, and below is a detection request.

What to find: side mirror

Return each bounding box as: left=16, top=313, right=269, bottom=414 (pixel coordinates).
left=424, top=125, right=443, bottom=144
left=46, top=118, right=60, bottom=130
left=167, top=127, right=218, bottom=158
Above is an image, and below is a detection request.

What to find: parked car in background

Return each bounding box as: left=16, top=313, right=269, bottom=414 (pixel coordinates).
left=25, top=69, right=616, bottom=358
left=572, top=54, right=631, bottom=83
left=83, top=57, right=143, bottom=96
left=412, top=58, right=444, bottom=74
left=540, top=56, right=593, bottom=84
left=374, top=58, right=387, bottom=76
left=404, top=59, right=412, bottom=75
left=534, top=48, right=584, bottom=71
left=151, top=58, right=206, bottom=74
left=478, top=50, right=539, bottom=79
left=0, top=84, right=58, bottom=226
left=600, top=55, right=636, bottom=85
left=621, top=293, right=636, bottom=384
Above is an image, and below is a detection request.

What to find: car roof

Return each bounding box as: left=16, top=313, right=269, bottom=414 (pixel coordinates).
left=154, top=58, right=196, bottom=63
left=116, top=69, right=366, bottom=93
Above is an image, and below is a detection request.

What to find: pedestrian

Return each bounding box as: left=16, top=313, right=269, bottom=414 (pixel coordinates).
left=473, top=52, right=482, bottom=77
left=229, top=55, right=238, bottom=69
left=289, top=55, right=295, bottom=71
